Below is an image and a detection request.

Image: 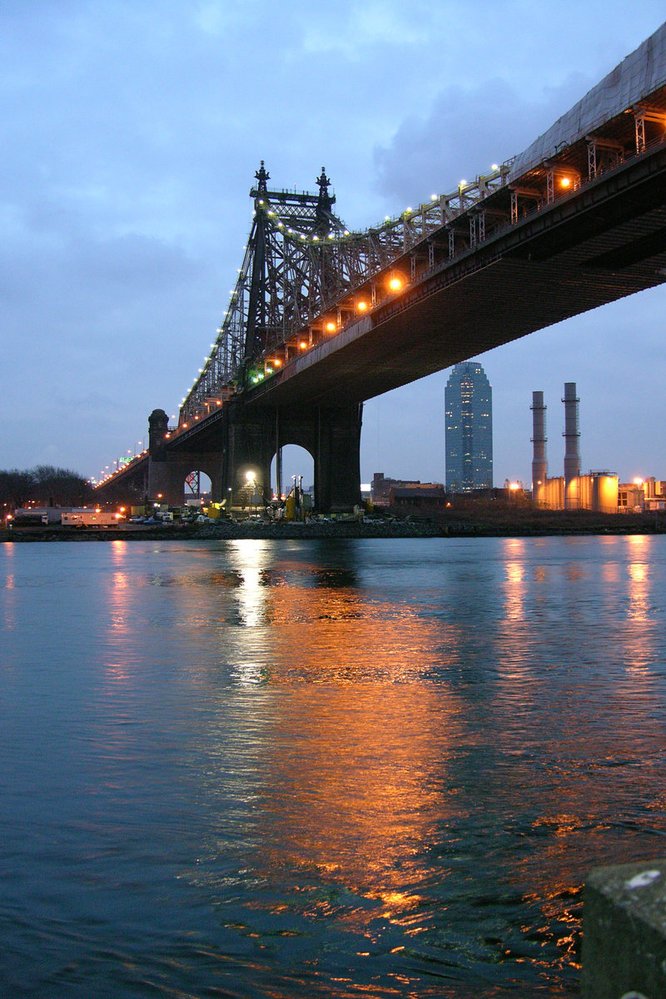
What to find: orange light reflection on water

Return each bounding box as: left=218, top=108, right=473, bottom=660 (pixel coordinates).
left=183, top=539, right=665, bottom=983
left=256, top=678, right=465, bottom=937
left=205, top=544, right=470, bottom=938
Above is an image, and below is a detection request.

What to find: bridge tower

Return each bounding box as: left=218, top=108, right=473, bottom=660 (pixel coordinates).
left=171, top=163, right=364, bottom=512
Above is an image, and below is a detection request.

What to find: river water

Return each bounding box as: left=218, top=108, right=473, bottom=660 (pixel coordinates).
left=1, top=535, right=664, bottom=998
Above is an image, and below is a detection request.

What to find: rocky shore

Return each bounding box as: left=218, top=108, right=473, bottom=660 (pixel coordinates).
left=2, top=509, right=664, bottom=543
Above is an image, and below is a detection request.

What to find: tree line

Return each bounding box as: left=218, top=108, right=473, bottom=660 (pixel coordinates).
left=0, top=466, right=95, bottom=508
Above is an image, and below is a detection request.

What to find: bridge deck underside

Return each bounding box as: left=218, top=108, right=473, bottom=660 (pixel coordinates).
left=249, top=151, right=666, bottom=409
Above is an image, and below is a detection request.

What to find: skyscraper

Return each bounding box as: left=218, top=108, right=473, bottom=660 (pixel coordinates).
left=445, top=361, right=493, bottom=492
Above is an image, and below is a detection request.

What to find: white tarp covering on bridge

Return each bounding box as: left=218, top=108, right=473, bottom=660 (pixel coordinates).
left=509, top=21, right=666, bottom=181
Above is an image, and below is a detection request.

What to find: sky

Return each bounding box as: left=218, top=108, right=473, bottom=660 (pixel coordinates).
left=2, top=0, right=665, bottom=489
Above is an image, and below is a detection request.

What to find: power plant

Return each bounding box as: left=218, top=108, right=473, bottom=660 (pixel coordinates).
left=531, top=383, right=618, bottom=514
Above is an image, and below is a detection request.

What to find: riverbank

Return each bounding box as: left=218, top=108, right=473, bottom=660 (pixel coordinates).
left=2, top=508, right=664, bottom=542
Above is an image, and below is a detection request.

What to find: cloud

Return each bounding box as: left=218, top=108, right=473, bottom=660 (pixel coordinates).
left=373, top=74, right=589, bottom=205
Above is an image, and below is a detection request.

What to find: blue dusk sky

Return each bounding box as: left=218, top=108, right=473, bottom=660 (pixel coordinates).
left=1, top=1, right=665, bottom=488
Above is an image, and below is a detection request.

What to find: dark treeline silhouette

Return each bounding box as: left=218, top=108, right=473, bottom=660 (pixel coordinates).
left=0, top=466, right=94, bottom=508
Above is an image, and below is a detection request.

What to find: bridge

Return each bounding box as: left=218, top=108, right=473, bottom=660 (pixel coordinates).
left=96, top=23, right=666, bottom=512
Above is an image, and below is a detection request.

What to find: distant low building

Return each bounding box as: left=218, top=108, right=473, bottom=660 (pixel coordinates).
left=644, top=478, right=666, bottom=510
left=371, top=472, right=444, bottom=507
left=618, top=477, right=666, bottom=512
left=388, top=485, right=447, bottom=512
left=618, top=482, right=645, bottom=513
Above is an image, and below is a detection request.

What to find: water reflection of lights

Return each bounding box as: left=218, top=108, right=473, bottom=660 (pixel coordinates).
left=504, top=562, right=525, bottom=621
left=624, top=538, right=654, bottom=676
left=105, top=541, right=134, bottom=682
left=502, top=539, right=526, bottom=622
left=601, top=562, right=620, bottom=584
left=627, top=558, right=650, bottom=622
left=186, top=542, right=470, bottom=939
left=228, top=541, right=270, bottom=630
left=1, top=545, right=16, bottom=632
left=224, top=542, right=273, bottom=683
left=220, top=540, right=463, bottom=683
left=254, top=681, right=464, bottom=935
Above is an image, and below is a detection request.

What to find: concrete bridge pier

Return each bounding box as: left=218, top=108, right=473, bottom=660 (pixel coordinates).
left=311, top=403, right=363, bottom=513
left=147, top=409, right=223, bottom=507
left=222, top=400, right=362, bottom=513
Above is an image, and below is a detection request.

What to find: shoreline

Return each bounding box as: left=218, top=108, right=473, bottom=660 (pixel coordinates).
left=2, top=515, right=665, bottom=543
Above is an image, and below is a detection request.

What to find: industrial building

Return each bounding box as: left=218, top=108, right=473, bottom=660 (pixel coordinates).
left=371, top=472, right=445, bottom=508
left=445, top=361, right=493, bottom=492
left=531, top=383, right=619, bottom=514
left=618, top=478, right=666, bottom=512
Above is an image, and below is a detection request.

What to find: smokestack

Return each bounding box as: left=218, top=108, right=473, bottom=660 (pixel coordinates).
left=531, top=391, right=548, bottom=492
left=562, top=382, right=581, bottom=487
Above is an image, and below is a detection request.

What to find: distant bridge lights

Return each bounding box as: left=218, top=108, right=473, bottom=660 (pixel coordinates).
left=356, top=300, right=369, bottom=313
left=325, top=320, right=337, bottom=333
left=387, top=274, right=405, bottom=293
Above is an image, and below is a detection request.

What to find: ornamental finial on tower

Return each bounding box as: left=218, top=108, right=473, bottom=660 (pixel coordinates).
left=316, top=166, right=335, bottom=214
left=255, top=160, right=270, bottom=192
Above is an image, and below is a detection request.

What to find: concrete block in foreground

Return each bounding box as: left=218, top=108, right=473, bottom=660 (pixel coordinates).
left=582, top=858, right=666, bottom=999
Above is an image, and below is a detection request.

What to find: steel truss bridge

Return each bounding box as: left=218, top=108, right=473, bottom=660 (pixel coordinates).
left=97, top=23, right=666, bottom=511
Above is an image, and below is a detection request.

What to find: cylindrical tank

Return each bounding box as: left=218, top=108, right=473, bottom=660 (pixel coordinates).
left=531, top=391, right=548, bottom=494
